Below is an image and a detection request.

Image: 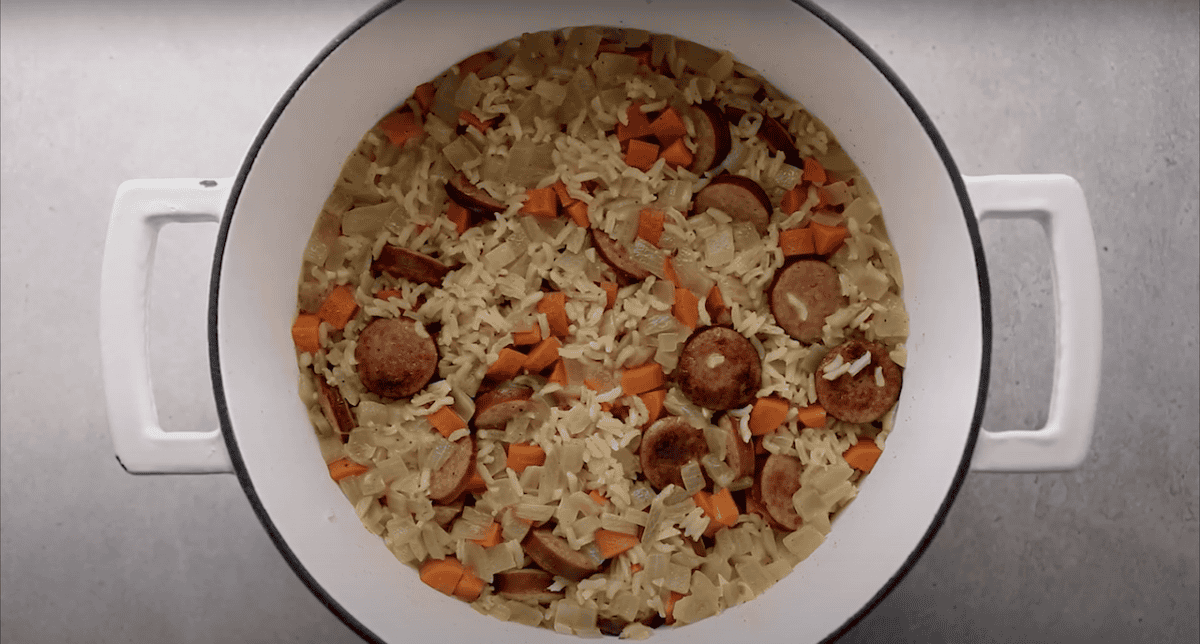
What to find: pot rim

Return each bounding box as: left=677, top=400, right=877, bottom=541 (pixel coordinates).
left=207, top=1, right=993, bottom=641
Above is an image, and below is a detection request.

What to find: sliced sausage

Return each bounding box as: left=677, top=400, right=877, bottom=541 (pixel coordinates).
left=494, top=569, right=564, bottom=603
left=745, top=477, right=786, bottom=532
left=759, top=453, right=803, bottom=531
left=522, top=528, right=601, bottom=581
left=316, top=374, right=356, bottom=441
left=814, top=338, right=902, bottom=424
left=639, top=417, right=709, bottom=491
left=688, top=102, right=731, bottom=173
left=717, top=414, right=755, bottom=480
left=445, top=172, right=505, bottom=217
left=428, top=435, right=475, bottom=503
left=756, top=113, right=802, bottom=167
left=692, top=174, right=772, bottom=234
left=473, top=383, right=539, bottom=429
left=591, top=229, right=651, bottom=284
left=675, top=326, right=761, bottom=411
left=768, top=259, right=845, bottom=343
left=354, top=317, right=439, bottom=399
left=371, top=244, right=452, bottom=286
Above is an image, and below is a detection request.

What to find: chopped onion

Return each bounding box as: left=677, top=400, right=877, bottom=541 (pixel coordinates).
left=680, top=460, right=705, bottom=494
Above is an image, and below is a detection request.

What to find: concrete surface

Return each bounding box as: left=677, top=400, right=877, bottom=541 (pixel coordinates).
left=1, top=1, right=1196, bottom=642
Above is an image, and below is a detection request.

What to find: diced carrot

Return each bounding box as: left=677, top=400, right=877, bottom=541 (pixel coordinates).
left=705, top=284, right=727, bottom=323
left=511, top=325, right=542, bottom=347
left=412, top=83, right=436, bottom=112
left=506, top=443, right=546, bottom=473
left=552, top=180, right=576, bottom=207
left=815, top=186, right=831, bottom=210
left=663, top=256, right=684, bottom=289
left=524, top=336, right=563, bottom=373
left=485, top=348, right=527, bottom=382
left=547, top=360, right=568, bottom=386
left=630, top=563, right=644, bottom=574
left=659, top=138, right=693, bottom=169
left=469, top=522, right=503, bottom=548
left=843, top=438, right=883, bottom=473
left=692, top=490, right=715, bottom=516
left=428, top=405, right=467, bottom=438
left=780, top=185, right=806, bottom=215
left=375, top=288, right=404, bottom=301
left=379, top=110, right=423, bottom=147
left=622, top=362, right=665, bottom=396
left=583, top=378, right=605, bottom=392
left=617, top=101, right=652, bottom=141
left=520, top=186, right=558, bottom=220
left=796, top=404, right=827, bottom=428
left=463, top=469, right=489, bottom=494
left=779, top=227, right=816, bottom=257
left=565, top=200, right=590, bottom=228
left=589, top=490, right=609, bottom=506
left=639, top=389, right=667, bottom=424
left=327, top=457, right=369, bottom=482
left=674, top=286, right=699, bottom=329
left=456, top=51, right=494, bottom=78
left=537, top=291, right=570, bottom=337
left=665, top=591, right=685, bottom=625
left=649, top=107, right=687, bottom=146
left=637, top=208, right=666, bottom=246
left=810, top=222, right=848, bottom=256
left=710, top=488, right=739, bottom=527
left=444, top=200, right=470, bottom=234
left=749, top=397, right=790, bottom=436
left=458, top=110, right=492, bottom=132
left=291, top=313, right=321, bottom=354
left=624, top=139, right=660, bottom=172
left=452, top=568, right=486, bottom=602
left=594, top=529, right=640, bottom=559
left=316, top=284, right=359, bottom=330
left=419, top=557, right=465, bottom=596
left=802, top=157, right=827, bottom=185
left=600, top=282, right=618, bottom=310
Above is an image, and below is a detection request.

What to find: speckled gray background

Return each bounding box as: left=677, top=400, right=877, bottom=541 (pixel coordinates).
left=1, top=1, right=1196, bottom=642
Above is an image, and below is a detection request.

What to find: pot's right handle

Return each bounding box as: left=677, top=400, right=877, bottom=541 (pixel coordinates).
left=965, top=174, right=1102, bottom=472
left=100, top=178, right=235, bottom=474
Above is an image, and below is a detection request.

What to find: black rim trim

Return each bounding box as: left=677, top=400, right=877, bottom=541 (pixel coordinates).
left=207, top=2, right=992, bottom=642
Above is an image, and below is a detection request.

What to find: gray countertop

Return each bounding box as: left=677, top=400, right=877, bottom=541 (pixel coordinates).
left=1, top=1, right=1196, bottom=642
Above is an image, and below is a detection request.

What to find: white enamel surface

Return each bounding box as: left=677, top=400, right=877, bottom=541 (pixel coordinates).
left=214, top=1, right=983, bottom=641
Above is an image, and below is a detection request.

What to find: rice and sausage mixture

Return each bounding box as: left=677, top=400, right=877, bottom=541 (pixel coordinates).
left=292, top=26, right=909, bottom=638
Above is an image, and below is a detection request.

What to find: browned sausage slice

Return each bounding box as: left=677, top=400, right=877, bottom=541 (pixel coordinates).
left=675, top=326, right=762, bottom=410
left=493, top=569, right=564, bottom=603
left=815, top=339, right=902, bottom=423
left=688, top=102, right=732, bottom=173
left=522, top=529, right=601, bottom=581
left=756, top=114, right=802, bottom=167
left=316, top=374, right=356, bottom=441
left=759, top=453, right=803, bottom=531
left=768, top=259, right=845, bottom=343
left=717, top=414, right=755, bottom=480
left=354, top=317, right=439, bottom=399
left=472, top=383, right=538, bottom=429
left=446, top=172, right=505, bottom=217
left=692, top=174, right=772, bottom=234
left=428, top=435, right=475, bottom=503
left=371, top=244, right=452, bottom=286
left=591, top=229, right=651, bottom=284
left=639, top=417, right=709, bottom=490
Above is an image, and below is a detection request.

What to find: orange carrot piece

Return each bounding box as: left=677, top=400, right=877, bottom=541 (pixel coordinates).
left=485, top=348, right=527, bottom=382
left=547, top=360, right=568, bottom=386
left=617, top=101, right=652, bottom=141
left=589, top=490, right=609, bottom=506
left=552, top=180, right=576, bottom=207
left=583, top=378, right=605, bottom=392
left=705, top=284, right=727, bottom=323
left=412, top=83, right=436, bottom=112
left=520, top=186, right=558, bottom=220
left=802, top=157, right=827, bottom=185
left=374, top=288, right=403, bottom=301
left=637, top=208, right=666, bottom=246
left=663, top=256, right=684, bottom=289
left=291, top=313, right=321, bottom=354
left=843, top=438, right=882, bottom=473
left=317, top=284, right=359, bottom=330
left=565, top=200, right=590, bottom=228
left=659, top=137, right=693, bottom=169
left=594, top=529, right=640, bottom=559
left=463, top=469, right=489, bottom=494
left=630, top=563, right=644, bottom=574
left=327, top=457, right=369, bottom=482
left=779, top=227, right=816, bottom=257
left=649, top=107, right=687, bottom=146
left=452, top=569, right=486, bottom=602
left=674, top=286, right=699, bottom=329
left=458, top=110, right=494, bottom=133
left=511, top=325, right=543, bottom=347
left=379, top=110, right=423, bottom=147
left=428, top=405, right=467, bottom=438
left=622, top=362, right=665, bottom=396
left=537, top=291, right=570, bottom=337
left=665, top=591, right=685, bottom=624
left=639, top=389, right=667, bottom=424
left=524, top=336, right=563, bottom=373
left=625, top=139, right=660, bottom=172
left=600, top=282, right=618, bottom=310
left=780, top=185, right=806, bottom=214
left=796, top=404, right=827, bottom=428
left=419, top=557, right=465, bottom=596
left=710, top=488, right=739, bottom=527
left=810, top=222, right=848, bottom=256
left=469, top=522, right=503, bottom=548
left=749, top=397, right=790, bottom=436
left=506, top=443, right=546, bottom=473
left=456, top=51, right=494, bottom=77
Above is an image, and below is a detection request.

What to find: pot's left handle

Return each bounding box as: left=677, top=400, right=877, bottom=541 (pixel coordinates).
left=100, top=178, right=235, bottom=474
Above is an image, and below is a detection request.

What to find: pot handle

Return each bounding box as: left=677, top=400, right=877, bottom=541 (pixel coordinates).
left=100, top=178, right=235, bottom=474
left=964, top=174, right=1102, bottom=472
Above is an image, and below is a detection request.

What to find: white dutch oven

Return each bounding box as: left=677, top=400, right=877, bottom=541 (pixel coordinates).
left=99, top=0, right=1103, bottom=641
